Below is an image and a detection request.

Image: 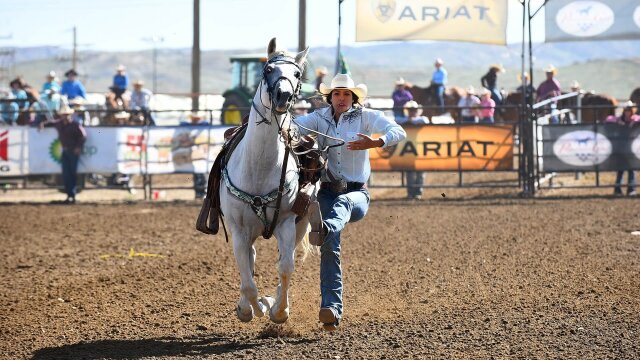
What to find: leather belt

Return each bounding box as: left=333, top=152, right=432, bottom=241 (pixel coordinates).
left=320, top=181, right=366, bottom=193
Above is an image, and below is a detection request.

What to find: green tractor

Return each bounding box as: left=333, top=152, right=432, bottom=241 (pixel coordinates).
left=220, top=54, right=318, bottom=125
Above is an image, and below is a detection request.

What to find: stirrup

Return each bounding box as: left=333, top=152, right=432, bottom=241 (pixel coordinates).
left=308, top=201, right=325, bottom=246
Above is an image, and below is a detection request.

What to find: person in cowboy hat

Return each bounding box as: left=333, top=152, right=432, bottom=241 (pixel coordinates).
left=295, top=73, right=406, bottom=331
left=430, top=58, right=448, bottom=114
left=39, top=104, right=87, bottom=204
left=110, top=64, right=129, bottom=105
left=60, top=69, right=86, bottom=101
left=130, top=80, right=155, bottom=125
left=481, top=64, right=505, bottom=106
left=41, top=71, right=61, bottom=93
left=314, top=66, right=328, bottom=91
left=515, top=72, right=536, bottom=104
left=536, top=64, right=562, bottom=102
left=457, top=85, right=481, bottom=124
left=391, top=77, right=413, bottom=122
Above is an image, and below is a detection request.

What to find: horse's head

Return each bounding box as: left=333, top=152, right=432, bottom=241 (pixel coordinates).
left=262, top=38, right=308, bottom=115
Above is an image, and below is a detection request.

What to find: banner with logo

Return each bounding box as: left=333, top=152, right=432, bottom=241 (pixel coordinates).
left=541, top=124, right=640, bottom=171
left=356, top=0, right=508, bottom=45
left=0, top=128, right=29, bottom=176
left=127, top=126, right=227, bottom=174
left=545, top=0, right=640, bottom=42
left=369, top=124, right=514, bottom=171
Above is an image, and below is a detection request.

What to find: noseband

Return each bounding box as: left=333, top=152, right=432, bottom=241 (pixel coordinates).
left=253, top=55, right=302, bottom=127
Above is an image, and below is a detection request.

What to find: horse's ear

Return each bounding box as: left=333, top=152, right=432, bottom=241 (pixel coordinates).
left=267, top=38, right=277, bottom=56
left=295, top=47, right=309, bottom=67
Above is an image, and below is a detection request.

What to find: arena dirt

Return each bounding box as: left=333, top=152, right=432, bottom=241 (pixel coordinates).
left=1, top=190, right=639, bottom=358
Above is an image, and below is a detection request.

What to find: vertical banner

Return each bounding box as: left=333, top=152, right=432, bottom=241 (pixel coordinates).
left=0, top=128, right=29, bottom=176
left=369, top=124, right=514, bottom=171
left=356, top=0, right=508, bottom=45
left=545, top=0, right=640, bottom=42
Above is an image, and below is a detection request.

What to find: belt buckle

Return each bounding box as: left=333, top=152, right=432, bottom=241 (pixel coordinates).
left=331, top=179, right=348, bottom=193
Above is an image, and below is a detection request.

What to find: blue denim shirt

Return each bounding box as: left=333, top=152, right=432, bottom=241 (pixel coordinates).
left=295, top=106, right=406, bottom=183
left=432, top=67, right=448, bottom=85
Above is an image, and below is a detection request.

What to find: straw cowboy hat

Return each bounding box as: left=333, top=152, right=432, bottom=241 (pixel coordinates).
left=570, top=80, right=581, bottom=89
left=544, top=64, right=557, bottom=74
left=490, top=64, right=506, bottom=73
left=404, top=100, right=422, bottom=114
left=622, top=100, right=636, bottom=109
left=517, top=72, right=530, bottom=82
left=434, top=58, right=444, bottom=65
left=481, top=88, right=492, bottom=96
left=58, top=104, right=74, bottom=115
left=395, top=77, right=406, bottom=86
left=466, top=85, right=476, bottom=95
left=133, top=80, right=145, bottom=86
left=319, top=74, right=368, bottom=105
left=294, top=100, right=312, bottom=109
left=315, top=66, right=328, bottom=76
left=116, top=64, right=126, bottom=71
left=47, top=71, right=56, bottom=79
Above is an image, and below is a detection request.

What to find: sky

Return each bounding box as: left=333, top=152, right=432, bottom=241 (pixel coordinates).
left=0, top=0, right=545, bottom=51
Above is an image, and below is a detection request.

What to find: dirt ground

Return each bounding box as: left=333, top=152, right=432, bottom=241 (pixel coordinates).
left=1, top=177, right=639, bottom=359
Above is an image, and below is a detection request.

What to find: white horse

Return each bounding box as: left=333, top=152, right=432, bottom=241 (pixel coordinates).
left=219, top=38, right=311, bottom=324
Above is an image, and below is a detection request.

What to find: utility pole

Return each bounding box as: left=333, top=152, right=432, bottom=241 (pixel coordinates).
left=335, top=0, right=344, bottom=75
left=72, top=26, right=77, bottom=70
left=298, top=0, right=306, bottom=52
left=191, top=0, right=201, bottom=111
left=142, top=36, right=164, bottom=94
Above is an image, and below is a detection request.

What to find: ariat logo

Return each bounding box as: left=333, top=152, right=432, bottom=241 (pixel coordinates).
left=373, top=0, right=396, bottom=23
left=0, top=130, right=8, bottom=161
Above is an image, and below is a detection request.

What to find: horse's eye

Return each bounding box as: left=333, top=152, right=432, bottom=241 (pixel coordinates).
left=294, top=71, right=301, bottom=79
left=266, top=67, right=273, bottom=73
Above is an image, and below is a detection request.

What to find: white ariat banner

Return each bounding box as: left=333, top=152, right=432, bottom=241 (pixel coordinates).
left=0, top=126, right=230, bottom=176
left=0, top=128, right=29, bottom=176
left=356, top=0, right=508, bottom=45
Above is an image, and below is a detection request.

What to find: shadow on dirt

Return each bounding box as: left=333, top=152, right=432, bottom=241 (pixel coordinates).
left=31, top=333, right=318, bottom=359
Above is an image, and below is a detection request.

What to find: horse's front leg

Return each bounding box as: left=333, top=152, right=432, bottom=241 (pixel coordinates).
left=232, top=228, right=268, bottom=322
left=270, top=217, right=297, bottom=323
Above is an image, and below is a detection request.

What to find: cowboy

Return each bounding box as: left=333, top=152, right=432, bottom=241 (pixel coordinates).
left=400, top=100, right=428, bottom=200
left=111, top=64, right=129, bottom=104
left=536, top=64, right=562, bottom=102
left=294, top=73, right=406, bottom=331
left=129, top=80, right=155, bottom=125
left=40, top=104, right=87, bottom=204
left=457, top=85, right=481, bottom=124
left=60, top=69, right=86, bottom=101
left=391, top=77, right=413, bottom=122
left=430, top=58, right=447, bottom=114
left=41, top=71, right=61, bottom=93
left=481, top=64, right=505, bottom=106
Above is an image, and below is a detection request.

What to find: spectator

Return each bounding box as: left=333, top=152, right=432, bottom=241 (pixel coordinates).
left=391, top=77, right=413, bottom=122
left=515, top=72, right=536, bottom=104
left=129, top=80, right=155, bottom=125
left=570, top=80, right=582, bottom=94
left=110, top=64, right=129, bottom=105
left=606, top=101, right=639, bottom=196
left=481, top=64, right=505, bottom=106
left=39, top=104, right=87, bottom=204
left=536, top=65, right=561, bottom=102
left=0, top=89, right=19, bottom=126
left=431, top=58, right=447, bottom=114
left=41, top=71, right=61, bottom=93
left=9, top=78, right=28, bottom=110
left=179, top=114, right=209, bottom=199
left=29, top=88, right=62, bottom=126
left=295, top=73, right=406, bottom=331
left=400, top=100, right=428, bottom=200
left=458, top=86, right=481, bottom=124
left=293, top=99, right=311, bottom=116
left=314, top=66, right=328, bottom=91
left=478, top=89, right=496, bottom=124
left=60, top=69, right=86, bottom=101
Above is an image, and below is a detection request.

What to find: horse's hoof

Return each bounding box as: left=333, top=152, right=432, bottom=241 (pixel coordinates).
left=254, top=296, right=273, bottom=318
left=236, top=305, right=253, bottom=323
left=269, top=307, right=289, bottom=324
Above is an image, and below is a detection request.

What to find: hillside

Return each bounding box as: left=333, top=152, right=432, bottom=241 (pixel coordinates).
left=5, top=41, right=640, bottom=100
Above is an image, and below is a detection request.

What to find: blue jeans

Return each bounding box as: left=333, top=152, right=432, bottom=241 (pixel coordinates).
left=406, top=171, right=425, bottom=197
left=317, top=188, right=370, bottom=322
left=461, top=116, right=476, bottom=124
left=61, top=150, right=80, bottom=198
left=615, top=170, right=636, bottom=194
left=433, top=84, right=445, bottom=114
left=489, top=87, right=502, bottom=106
left=480, top=116, right=494, bottom=124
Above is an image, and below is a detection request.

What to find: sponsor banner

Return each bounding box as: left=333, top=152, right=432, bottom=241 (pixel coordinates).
left=369, top=125, right=514, bottom=171
left=541, top=124, right=640, bottom=171
left=28, top=128, right=120, bottom=174
left=356, top=0, right=508, bottom=45
left=0, top=128, right=29, bottom=176
left=135, top=126, right=228, bottom=174
left=545, top=0, right=640, bottom=42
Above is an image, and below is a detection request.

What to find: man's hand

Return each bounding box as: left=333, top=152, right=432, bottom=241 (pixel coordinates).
left=347, top=133, right=383, bottom=151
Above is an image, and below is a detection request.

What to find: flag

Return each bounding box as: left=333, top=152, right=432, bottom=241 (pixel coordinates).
left=336, top=52, right=351, bottom=75
left=545, top=0, right=640, bottom=42
left=356, top=0, right=508, bottom=45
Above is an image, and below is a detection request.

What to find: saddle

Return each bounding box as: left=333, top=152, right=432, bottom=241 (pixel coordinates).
left=195, top=121, right=325, bottom=240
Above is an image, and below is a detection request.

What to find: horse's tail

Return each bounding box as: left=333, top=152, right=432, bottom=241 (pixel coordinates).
left=295, top=219, right=317, bottom=263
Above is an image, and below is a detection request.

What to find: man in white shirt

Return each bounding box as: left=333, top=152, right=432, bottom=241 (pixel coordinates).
left=294, top=74, right=406, bottom=331
left=129, top=80, right=154, bottom=125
